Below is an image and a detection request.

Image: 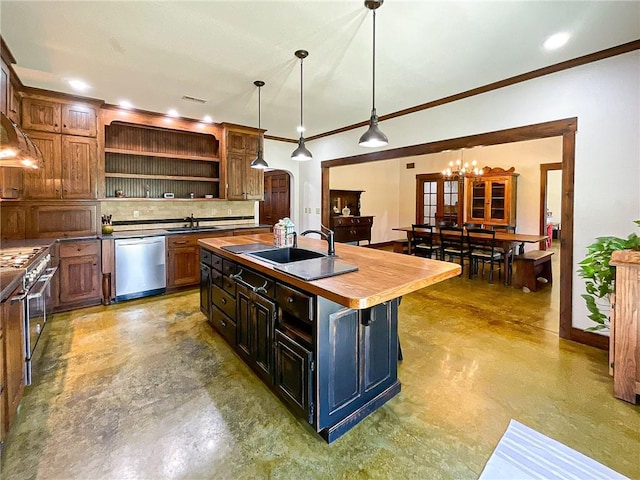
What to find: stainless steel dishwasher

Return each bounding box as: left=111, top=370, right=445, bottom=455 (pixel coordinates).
left=115, top=236, right=166, bottom=301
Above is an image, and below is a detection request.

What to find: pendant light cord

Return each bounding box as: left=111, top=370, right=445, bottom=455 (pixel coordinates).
left=257, top=85, right=262, bottom=151
left=372, top=9, right=376, bottom=111
left=299, top=56, right=304, bottom=134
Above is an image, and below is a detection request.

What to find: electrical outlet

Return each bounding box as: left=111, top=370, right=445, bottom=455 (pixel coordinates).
left=133, top=210, right=140, bottom=218
left=315, top=208, right=320, bottom=214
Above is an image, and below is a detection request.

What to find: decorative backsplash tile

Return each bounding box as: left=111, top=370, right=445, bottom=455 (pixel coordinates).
left=100, top=200, right=256, bottom=231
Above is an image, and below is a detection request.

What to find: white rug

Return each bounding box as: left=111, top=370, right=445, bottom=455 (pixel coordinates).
left=479, top=420, right=628, bottom=480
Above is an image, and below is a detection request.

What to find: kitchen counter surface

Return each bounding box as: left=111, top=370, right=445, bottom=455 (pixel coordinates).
left=0, top=268, right=25, bottom=303
left=99, top=224, right=271, bottom=239
left=199, top=233, right=461, bottom=309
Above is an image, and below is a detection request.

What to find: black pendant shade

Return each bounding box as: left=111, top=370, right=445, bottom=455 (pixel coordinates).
left=291, top=49, right=312, bottom=161
left=250, top=80, right=269, bottom=169
left=359, top=0, right=388, bottom=148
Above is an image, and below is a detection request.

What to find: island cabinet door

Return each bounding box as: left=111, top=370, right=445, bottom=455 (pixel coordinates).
left=274, top=330, right=313, bottom=423
left=199, top=263, right=211, bottom=318
left=253, top=293, right=276, bottom=383
left=236, top=284, right=253, bottom=362
left=316, top=300, right=399, bottom=431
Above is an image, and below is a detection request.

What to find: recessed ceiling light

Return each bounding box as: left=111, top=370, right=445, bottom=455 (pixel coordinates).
left=544, top=32, right=570, bottom=51
left=68, top=79, right=90, bottom=91
left=202, top=115, right=213, bottom=123
left=167, top=109, right=179, bottom=118
left=119, top=100, right=133, bottom=109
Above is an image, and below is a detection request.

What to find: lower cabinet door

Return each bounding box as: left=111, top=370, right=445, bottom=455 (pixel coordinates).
left=253, top=293, right=276, bottom=383
left=274, top=330, right=314, bottom=423
left=199, top=263, right=211, bottom=318
left=236, top=283, right=252, bottom=362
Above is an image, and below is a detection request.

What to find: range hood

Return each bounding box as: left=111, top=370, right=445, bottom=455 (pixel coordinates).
left=0, top=112, right=44, bottom=169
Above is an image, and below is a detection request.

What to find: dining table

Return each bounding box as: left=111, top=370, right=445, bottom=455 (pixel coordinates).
left=392, top=226, right=548, bottom=256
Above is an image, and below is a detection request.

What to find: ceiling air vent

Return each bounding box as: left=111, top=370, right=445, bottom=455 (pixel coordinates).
left=181, top=95, right=208, bottom=104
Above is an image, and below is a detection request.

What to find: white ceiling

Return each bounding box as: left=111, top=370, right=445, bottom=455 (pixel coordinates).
left=2, top=1, right=639, bottom=139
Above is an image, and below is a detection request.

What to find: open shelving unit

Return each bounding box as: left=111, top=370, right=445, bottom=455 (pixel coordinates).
left=104, top=122, right=221, bottom=199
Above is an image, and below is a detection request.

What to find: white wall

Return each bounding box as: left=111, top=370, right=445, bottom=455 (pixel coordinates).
left=262, top=139, right=301, bottom=229
left=302, top=51, right=640, bottom=331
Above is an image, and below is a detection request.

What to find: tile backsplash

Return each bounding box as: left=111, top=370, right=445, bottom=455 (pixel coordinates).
left=100, top=200, right=256, bottom=231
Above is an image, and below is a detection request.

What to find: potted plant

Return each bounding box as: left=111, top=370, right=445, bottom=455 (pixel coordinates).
left=578, top=220, right=640, bottom=331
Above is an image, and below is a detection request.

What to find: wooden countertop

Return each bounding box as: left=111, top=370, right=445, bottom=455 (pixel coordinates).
left=198, top=233, right=461, bottom=309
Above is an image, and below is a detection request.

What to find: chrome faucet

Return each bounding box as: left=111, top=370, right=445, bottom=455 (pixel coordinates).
left=300, top=226, right=335, bottom=256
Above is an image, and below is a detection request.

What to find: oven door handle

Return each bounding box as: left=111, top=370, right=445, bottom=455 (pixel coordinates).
left=27, top=270, right=55, bottom=300
left=10, top=291, right=28, bottom=303
left=38, top=266, right=58, bottom=281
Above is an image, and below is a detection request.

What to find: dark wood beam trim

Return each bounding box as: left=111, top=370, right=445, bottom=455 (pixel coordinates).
left=322, top=118, right=577, bottom=168
left=321, top=167, right=330, bottom=228
left=308, top=40, right=639, bottom=142
left=265, top=134, right=297, bottom=144
left=560, top=130, right=576, bottom=341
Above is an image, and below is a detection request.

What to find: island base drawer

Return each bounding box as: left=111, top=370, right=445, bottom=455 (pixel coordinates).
left=212, top=284, right=236, bottom=319
left=210, top=306, right=236, bottom=346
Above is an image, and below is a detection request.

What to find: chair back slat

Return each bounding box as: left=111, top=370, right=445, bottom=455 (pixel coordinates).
left=411, top=224, right=435, bottom=257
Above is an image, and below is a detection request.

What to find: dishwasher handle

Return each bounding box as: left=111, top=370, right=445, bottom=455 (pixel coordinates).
left=115, top=237, right=166, bottom=247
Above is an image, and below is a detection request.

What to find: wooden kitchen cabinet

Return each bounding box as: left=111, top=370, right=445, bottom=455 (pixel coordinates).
left=0, top=166, right=23, bottom=199
left=22, top=95, right=97, bottom=137
left=0, top=205, right=26, bottom=240
left=2, top=284, right=26, bottom=436
left=58, top=239, right=101, bottom=309
left=28, top=203, right=97, bottom=238
left=167, top=235, right=200, bottom=288
left=24, top=131, right=96, bottom=199
left=0, top=58, right=9, bottom=118
left=103, top=120, right=221, bottom=199
left=464, top=168, right=518, bottom=227
left=223, top=125, right=263, bottom=200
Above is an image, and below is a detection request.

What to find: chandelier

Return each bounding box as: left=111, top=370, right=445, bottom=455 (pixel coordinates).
left=442, top=150, right=483, bottom=179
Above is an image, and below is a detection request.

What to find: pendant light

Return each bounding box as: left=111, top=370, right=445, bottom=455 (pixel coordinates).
left=359, top=0, right=388, bottom=148
left=291, top=49, right=312, bottom=161
left=250, top=80, right=269, bottom=169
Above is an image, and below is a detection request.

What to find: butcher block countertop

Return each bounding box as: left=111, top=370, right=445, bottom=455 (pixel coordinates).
left=198, top=233, right=461, bottom=309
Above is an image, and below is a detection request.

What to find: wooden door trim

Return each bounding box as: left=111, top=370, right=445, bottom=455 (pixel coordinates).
left=321, top=117, right=606, bottom=349
left=539, top=162, right=562, bottom=237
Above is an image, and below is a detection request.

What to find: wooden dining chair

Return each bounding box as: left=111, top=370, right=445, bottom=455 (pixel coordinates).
left=490, top=225, right=516, bottom=284
left=466, top=227, right=504, bottom=283
left=411, top=224, right=436, bottom=259
left=439, top=226, right=468, bottom=274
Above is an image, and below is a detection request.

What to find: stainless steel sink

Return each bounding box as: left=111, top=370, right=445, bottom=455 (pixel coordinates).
left=246, top=247, right=326, bottom=264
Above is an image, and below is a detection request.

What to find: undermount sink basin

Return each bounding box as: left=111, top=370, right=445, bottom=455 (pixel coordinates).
left=247, top=247, right=326, bottom=264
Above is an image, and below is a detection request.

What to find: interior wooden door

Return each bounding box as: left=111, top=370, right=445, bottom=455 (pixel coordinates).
left=259, top=170, right=290, bottom=226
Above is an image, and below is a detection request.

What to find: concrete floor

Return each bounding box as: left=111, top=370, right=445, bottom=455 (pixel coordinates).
left=2, top=248, right=639, bottom=479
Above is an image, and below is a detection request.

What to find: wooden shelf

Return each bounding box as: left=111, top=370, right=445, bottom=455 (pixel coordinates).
left=104, top=147, right=219, bottom=162
left=105, top=173, right=219, bottom=183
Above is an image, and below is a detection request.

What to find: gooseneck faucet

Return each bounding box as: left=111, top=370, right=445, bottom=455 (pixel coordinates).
left=300, top=225, right=335, bottom=256
left=185, top=213, right=199, bottom=228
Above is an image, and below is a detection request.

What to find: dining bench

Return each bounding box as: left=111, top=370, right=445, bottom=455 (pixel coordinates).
left=512, top=250, right=554, bottom=291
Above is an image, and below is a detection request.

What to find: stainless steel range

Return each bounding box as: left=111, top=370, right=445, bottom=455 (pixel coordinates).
left=0, top=246, right=56, bottom=385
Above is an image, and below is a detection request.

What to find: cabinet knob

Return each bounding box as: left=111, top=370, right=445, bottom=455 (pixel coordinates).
left=221, top=298, right=227, bottom=304
left=220, top=319, right=227, bottom=328
left=287, top=297, right=294, bottom=303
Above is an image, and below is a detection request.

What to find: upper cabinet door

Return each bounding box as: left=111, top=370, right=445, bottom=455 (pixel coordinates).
left=23, top=131, right=62, bottom=199
left=61, top=103, right=97, bottom=137
left=61, top=136, right=97, bottom=199
left=22, top=97, right=62, bottom=133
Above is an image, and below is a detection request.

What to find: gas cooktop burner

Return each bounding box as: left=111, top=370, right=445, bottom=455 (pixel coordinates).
left=0, top=247, right=47, bottom=269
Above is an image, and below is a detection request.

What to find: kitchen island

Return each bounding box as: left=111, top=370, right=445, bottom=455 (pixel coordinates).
left=198, top=234, right=460, bottom=442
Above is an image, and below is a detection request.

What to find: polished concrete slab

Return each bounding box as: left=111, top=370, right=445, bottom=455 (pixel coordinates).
left=2, top=257, right=638, bottom=479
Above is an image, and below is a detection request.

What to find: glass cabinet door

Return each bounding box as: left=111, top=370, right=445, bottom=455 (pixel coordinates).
left=471, top=180, right=486, bottom=219
left=489, top=180, right=507, bottom=221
